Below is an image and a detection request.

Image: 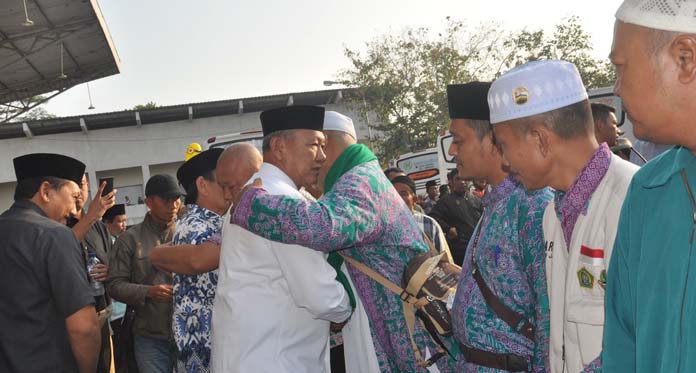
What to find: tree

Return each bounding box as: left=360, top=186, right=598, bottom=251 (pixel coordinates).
left=1, top=95, right=56, bottom=123
left=337, top=16, right=615, bottom=162
left=498, top=16, right=615, bottom=88
left=132, top=101, right=159, bottom=110
left=17, top=107, right=57, bottom=121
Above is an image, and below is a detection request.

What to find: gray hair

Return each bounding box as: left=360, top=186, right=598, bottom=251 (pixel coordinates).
left=647, top=29, right=680, bottom=56
left=261, top=129, right=298, bottom=152
left=513, top=100, right=593, bottom=140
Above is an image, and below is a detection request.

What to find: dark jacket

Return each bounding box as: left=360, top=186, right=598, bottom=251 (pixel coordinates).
left=85, top=220, right=113, bottom=265
left=0, top=201, right=94, bottom=372
left=107, top=213, right=175, bottom=341
left=429, top=191, right=483, bottom=265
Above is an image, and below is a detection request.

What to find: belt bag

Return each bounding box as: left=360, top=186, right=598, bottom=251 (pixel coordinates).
left=340, top=236, right=460, bottom=368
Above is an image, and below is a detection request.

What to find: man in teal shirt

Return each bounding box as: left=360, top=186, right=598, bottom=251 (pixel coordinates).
left=603, top=1, right=696, bottom=372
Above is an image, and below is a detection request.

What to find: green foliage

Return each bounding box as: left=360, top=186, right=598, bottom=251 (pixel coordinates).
left=338, top=16, right=615, bottom=162
left=498, top=16, right=616, bottom=88
left=1, top=95, right=56, bottom=123
left=17, top=107, right=56, bottom=121
left=132, top=101, right=159, bottom=110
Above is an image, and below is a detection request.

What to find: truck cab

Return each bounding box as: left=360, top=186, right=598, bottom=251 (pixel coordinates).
left=390, top=147, right=447, bottom=194
left=206, top=129, right=264, bottom=151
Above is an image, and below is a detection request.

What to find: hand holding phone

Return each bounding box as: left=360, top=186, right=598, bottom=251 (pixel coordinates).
left=86, top=177, right=116, bottom=220
left=99, top=177, right=114, bottom=197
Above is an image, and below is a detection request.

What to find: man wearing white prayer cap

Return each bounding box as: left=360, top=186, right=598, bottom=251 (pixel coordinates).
left=489, top=60, right=639, bottom=373
left=324, top=110, right=358, bottom=140
left=320, top=111, right=382, bottom=373
left=232, top=105, right=463, bottom=370
left=603, top=2, right=696, bottom=372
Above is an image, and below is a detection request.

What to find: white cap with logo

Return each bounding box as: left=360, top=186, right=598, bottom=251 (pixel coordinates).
left=488, top=60, right=588, bottom=124
left=323, top=111, right=357, bottom=139
left=616, top=0, right=696, bottom=33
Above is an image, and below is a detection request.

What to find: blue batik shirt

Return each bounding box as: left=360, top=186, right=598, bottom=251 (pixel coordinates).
left=452, top=177, right=552, bottom=372
left=171, top=204, right=223, bottom=373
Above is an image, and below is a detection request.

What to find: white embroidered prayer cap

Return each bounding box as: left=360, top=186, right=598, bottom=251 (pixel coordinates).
left=488, top=60, right=588, bottom=124
left=323, top=111, right=357, bottom=139
left=616, top=0, right=696, bottom=33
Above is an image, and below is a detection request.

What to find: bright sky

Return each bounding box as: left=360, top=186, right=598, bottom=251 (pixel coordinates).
left=43, top=0, right=624, bottom=117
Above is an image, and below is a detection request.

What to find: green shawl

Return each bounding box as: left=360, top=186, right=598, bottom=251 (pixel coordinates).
left=324, top=144, right=377, bottom=310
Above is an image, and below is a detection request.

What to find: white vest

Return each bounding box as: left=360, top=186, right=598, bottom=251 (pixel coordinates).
left=544, top=155, right=638, bottom=373
left=211, top=163, right=352, bottom=373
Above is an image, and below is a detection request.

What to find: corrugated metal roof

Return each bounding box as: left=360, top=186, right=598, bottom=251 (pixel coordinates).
left=0, top=0, right=120, bottom=104
left=0, top=88, right=355, bottom=139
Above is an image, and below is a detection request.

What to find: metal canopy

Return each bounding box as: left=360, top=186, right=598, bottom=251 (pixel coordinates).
left=0, top=0, right=120, bottom=117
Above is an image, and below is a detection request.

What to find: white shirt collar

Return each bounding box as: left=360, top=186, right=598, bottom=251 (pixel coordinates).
left=258, top=163, right=297, bottom=189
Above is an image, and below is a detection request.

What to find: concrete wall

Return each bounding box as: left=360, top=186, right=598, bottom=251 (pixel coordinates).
left=95, top=167, right=144, bottom=188
left=0, top=182, right=16, bottom=212
left=0, top=101, right=378, bottom=219
left=150, top=161, right=184, bottom=179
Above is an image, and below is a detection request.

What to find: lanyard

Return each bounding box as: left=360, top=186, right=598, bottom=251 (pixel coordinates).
left=677, top=168, right=696, bottom=373
left=680, top=169, right=696, bottom=245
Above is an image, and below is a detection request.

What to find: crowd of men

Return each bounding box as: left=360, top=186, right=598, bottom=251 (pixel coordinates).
left=1, top=1, right=696, bottom=372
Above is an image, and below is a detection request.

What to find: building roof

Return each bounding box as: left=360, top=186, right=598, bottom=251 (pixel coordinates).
left=0, top=88, right=355, bottom=139
left=0, top=0, right=120, bottom=105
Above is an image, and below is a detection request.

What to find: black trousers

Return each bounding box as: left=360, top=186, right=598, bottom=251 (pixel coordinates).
left=97, top=319, right=112, bottom=373
left=330, top=344, right=346, bottom=373
left=111, top=317, right=139, bottom=373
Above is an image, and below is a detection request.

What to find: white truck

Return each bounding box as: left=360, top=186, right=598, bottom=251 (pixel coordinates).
left=206, top=129, right=264, bottom=151
left=389, top=147, right=445, bottom=194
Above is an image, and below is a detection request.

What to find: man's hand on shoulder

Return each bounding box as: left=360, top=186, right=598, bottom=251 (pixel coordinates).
left=230, top=178, right=264, bottom=218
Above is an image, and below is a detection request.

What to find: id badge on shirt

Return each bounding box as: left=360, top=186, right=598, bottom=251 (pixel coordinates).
left=577, top=245, right=606, bottom=297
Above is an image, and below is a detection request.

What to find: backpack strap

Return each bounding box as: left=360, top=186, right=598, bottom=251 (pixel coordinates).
left=469, top=227, right=535, bottom=341
left=422, top=231, right=438, bottom=254
left=339, top=254, right=427, bottom=307
left=422, top=227, right=455, bottom=264
left=339, top=253, right=440, bottom=367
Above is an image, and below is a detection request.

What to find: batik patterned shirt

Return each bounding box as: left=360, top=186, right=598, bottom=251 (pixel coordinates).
left=233, top=160, right=460, bottom=372
left=171, top=204, right=223, bottom=373
left=452, top=177, right=552, bottom=372
left=554, top=143, right=612, bottom=248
